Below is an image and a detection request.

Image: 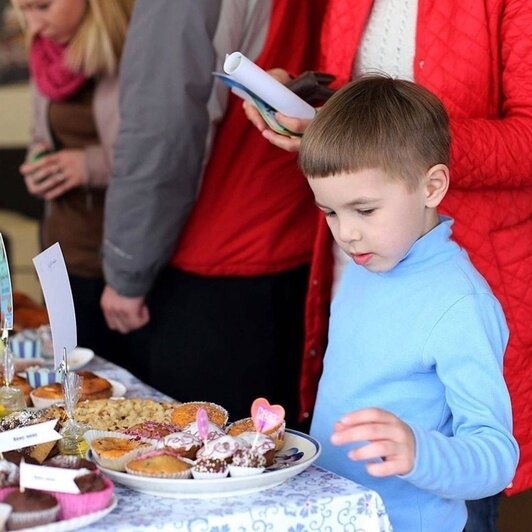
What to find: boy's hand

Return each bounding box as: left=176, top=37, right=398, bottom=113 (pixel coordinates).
left=331, top=407, right=416, bottom=477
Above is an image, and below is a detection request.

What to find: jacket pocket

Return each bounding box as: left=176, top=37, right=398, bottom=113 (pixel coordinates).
left=490, top=218, right=532, bottom=348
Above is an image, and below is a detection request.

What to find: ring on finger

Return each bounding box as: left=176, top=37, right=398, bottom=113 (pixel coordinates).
left=55, top=170, right=66, bottom=182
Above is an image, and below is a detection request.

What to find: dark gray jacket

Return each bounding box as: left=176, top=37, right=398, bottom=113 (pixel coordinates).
left=103, top=0, right=271, bottom=296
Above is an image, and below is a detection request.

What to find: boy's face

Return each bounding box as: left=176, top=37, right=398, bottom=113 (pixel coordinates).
left=308, top=168, right=439, bottom=273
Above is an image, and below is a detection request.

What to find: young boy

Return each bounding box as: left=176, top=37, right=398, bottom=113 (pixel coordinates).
left=299, top=76, right=519, bottom=532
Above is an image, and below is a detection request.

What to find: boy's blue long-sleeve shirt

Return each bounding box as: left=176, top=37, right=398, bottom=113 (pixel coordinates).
left=310, top=218, right=519, bottom=532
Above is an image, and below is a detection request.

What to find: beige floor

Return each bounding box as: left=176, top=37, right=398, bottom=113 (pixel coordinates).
left=0, top=208, right=41, bottom=301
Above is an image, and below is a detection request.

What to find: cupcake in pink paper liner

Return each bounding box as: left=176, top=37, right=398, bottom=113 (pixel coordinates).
left=125, top=449, right=194, bottom=479
left=0, top=486, right=17, bottom=503
left=192, top=457, right=229, bottom=479
left=228, top=448, right=266, bottom=477
left=51, top=474, right=114, bottom=520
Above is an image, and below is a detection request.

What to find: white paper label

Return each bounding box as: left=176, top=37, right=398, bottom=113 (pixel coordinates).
left=20, top=461, right=85, bottom=494
left=0, top=420, right=62, bottom=453
left=32, top=243, right=77, bottom=368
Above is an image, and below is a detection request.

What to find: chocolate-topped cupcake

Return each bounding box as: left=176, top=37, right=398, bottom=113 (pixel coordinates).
left=228, top=448, right=266, bottom=477
left=4, top=489, right=59, bottom=530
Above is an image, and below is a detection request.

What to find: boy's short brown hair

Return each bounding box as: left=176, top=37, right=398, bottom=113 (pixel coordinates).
left=299, top=75, right=450, bottom=189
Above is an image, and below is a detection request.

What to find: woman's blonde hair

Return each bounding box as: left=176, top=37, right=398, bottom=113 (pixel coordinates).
left=67, top=0, right=134, bottom=77
left=12, top=0, right=134, bottom=77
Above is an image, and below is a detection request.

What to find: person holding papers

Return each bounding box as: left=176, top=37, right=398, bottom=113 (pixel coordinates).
left=101, top=0, right=326, bottom=426
left=14, top=0, right=134, bottom=362
left=244, top=0, right=532, bottom=529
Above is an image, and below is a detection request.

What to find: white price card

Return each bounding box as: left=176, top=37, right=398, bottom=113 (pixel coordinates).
left=0, top=420, right=61, bottom=453
left=20, top=461, right=87, bottom=494
left=33, top=243, right=77, bottom=368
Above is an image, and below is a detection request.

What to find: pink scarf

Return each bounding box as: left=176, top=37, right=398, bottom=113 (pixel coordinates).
left=29, top=35, right=88, bottom=101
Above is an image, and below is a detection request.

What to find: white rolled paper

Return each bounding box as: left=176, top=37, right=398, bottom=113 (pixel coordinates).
left=224, top=52, right=316, bottom=120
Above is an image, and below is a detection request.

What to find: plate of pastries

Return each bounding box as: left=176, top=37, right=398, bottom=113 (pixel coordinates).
left=0, top=409, right=117, bottom=531
left=8, top=371, right=126, bottom=410
left=81, top=400, right=321, bottom=498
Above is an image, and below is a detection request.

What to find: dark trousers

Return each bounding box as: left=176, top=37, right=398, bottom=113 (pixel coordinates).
left=69, top=275, right=150, bottom=379
left=464, top=493, right=502, bottom=532
left=147, top=266, right=309, bottom=429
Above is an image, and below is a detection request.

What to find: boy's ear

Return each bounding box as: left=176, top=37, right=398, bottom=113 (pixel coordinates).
left=424, top=164, right=449, bottom=208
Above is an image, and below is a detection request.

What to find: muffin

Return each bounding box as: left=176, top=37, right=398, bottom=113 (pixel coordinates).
left=125, top=449, right=193, bottom=479
left=124, top=421, right=180, bottom=441
left=4, top=489, right=59, bottom=530
left=192, top=457, right=229, bottom=479
left=87, top=432, right=153, bottom=471
left=228, top=448, right=266, bottom=477
left=31, top=371, right=113, bottom=404
left=183, top=420, right=225, bottom=441
left=236, top=432, right=276, bottom=466
left=195, top=435, right=246, bottom=462
left=44, top=455, right=97, bottom=471
left=227, top=417, right=285, bottom=451
left=171, top=402, right=228, bottom=429
left=163, top=432, right=202, bottom=460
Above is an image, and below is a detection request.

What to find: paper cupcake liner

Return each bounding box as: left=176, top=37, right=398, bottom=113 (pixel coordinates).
left=9, top=338, right=42, bottom=359
left=52, top=476, right=114, bottom=520
left=25, top=369, right=63, bottom=388
left=191, top=469, right=229, bottom=480
left=85, top=430, right=155, bottom=472
left=125, top=455, right=194, bottom=479
left=6, top=503, right=59, bottom=530
left=228, top=464, right=265, bottom=477
left=226, top=418, right=286, bottom=451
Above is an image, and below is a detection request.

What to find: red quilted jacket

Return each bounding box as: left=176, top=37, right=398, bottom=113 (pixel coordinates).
left=300, top=0, right=532, bottom=495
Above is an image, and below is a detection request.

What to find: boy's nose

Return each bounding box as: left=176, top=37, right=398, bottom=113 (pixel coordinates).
left=337, top=221, right=362, bottom=243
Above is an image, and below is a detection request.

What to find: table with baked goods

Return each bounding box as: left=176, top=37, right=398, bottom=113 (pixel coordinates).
left=68, top=355, right=392, bottom=531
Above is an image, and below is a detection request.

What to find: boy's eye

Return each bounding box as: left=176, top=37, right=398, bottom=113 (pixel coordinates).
left=358, top=209, right=375, bottom=216
left=323, top=211, right=336, bottom=218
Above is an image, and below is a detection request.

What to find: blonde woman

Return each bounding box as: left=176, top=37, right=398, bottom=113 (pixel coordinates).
left=15, top=0, right=134, bottom=361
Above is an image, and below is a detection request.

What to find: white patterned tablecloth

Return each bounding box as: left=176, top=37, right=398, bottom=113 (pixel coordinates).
left=79, top=357, right=393, bottom=532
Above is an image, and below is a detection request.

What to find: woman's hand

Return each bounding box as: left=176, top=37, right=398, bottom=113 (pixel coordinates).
left=331, top=407, right=416, bottom=477
left=20, top=148, right=88, bottom=200
left=242, top=67, right=314, bottom=153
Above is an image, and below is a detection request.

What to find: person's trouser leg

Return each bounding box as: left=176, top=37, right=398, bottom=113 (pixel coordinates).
left=464, top=493, right=502, bottom=532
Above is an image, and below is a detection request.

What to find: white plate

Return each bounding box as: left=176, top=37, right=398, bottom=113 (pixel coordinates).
left=18, top=495, right=117, bottom=531
left=97, top=429, right=320, bottom=498
left=30, top=378, right=127, bottom=409
left=67, top=348, right=95, bottom=371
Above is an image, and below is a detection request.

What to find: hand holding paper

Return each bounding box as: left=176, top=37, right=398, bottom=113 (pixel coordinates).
left=216, top=52, right=317, bottom=136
